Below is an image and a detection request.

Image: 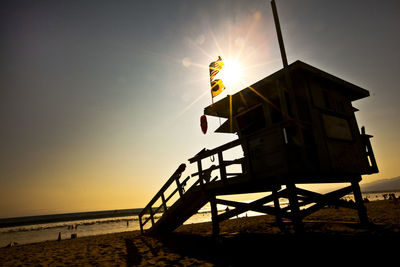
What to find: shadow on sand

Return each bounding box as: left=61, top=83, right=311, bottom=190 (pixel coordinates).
left=124, top=239, right=141, bottom=266
left=153, top=224, right=400, bottom=265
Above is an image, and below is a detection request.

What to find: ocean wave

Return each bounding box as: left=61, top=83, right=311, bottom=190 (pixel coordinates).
left=0, top=216, right=140, bottom=233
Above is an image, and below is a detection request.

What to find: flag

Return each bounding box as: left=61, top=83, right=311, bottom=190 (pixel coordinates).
left=209, top=56, right=224, bottom=82
left=211, top=79, right=225, bottom=98
left=209, top=56, right=225, bottom=98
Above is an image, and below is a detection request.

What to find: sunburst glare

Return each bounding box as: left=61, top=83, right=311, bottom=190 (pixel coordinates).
left=219, top=58, right=244, bottom=93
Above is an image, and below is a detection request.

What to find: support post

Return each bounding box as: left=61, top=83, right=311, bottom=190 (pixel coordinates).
left=197, top=160, right=204, bottom=186
left=149, top=206, right=155, bottom=226
left=161, top=193, right=168, bottom=212
left=210, top=197, right=220, bottom=237
left=272, top=188, right=286, bottom=232
left=218, top=151, right=227, bottom=182
left=175, top=177, right=184, bottom=197
left=139, top=215, right=144, bottom=234
left=286, top=182, right=304, bottom=234
left=351, top=179, right=369, bottom=225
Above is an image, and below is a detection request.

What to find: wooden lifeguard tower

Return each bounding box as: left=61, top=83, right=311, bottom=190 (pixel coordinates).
left=138, top=1, right=378, bottom=235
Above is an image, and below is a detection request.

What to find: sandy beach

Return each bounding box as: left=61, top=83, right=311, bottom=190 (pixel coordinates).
left=1, top=200, right=400, bottom=266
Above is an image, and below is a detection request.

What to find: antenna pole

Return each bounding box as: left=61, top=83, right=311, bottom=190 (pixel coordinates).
left=271, top=0, right=288, bottom=68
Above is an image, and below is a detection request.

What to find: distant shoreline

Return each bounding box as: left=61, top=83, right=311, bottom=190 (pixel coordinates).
left=0, top=208, right=143, bottom=228
left=2, top=189, right=399, bottom=228
left=361, top=189, right=400, bottom=194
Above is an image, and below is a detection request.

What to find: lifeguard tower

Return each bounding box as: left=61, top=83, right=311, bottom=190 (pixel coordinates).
left=138, top=1, right=378, bottom=235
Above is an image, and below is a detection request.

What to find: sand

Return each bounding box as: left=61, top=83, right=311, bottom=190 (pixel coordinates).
left=1, top=200, right=400, bottom=266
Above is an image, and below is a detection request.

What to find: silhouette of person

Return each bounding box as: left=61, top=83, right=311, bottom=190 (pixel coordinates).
left=176, top=164, right=186, bottom=176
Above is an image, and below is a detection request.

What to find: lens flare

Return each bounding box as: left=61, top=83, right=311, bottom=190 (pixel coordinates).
left=219, top=59, right=243, bottom=91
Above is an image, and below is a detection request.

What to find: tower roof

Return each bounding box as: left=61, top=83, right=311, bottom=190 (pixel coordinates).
left=204, top=60, right=369, bottom=120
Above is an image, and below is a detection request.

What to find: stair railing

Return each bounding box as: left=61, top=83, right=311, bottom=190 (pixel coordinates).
left=138, top=163, right=190, bottom=234
left=189, top=123, right=298, bottom=186
left=139, top=133, right=267, bottom=234
left=188, top=138, right=248, bottom=185
left=360, top=126, right=378, bottom=174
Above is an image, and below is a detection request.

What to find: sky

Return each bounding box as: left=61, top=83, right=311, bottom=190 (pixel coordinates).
left=1, top=0, right=399, bottom=218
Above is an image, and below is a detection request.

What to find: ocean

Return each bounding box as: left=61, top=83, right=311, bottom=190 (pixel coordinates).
left=0, top=211, right=214, bottom=247
left=1, top=191, right=398, bottom=247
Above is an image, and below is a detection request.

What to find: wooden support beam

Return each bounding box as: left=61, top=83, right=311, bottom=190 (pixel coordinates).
left=272, top=188, right=285, bottom=232
left=188, top=139, right=242, bottom=163
left=197, top=160, right=204, bottom=186
left=223, top=158, right=245, bottom=166
left=217, top=198, right=276, bottom=214
left=164, top=176, right=191, bottom=204
left=361, top=132, right=378, bottom=173
left=210, top=197, right=220, bottom=237
left=215, top=193, right=280, bottom=222
left=351, top=179, right=369, bottom=225
left=211, top=176, right=219, bottom=182
left=139, top=215, right=144, bottom=234
left=296, top=186, right=355, bottom=211
left=218, top=151, right=227, bottom=182
left=218, top=207, right=242, bottom=222
left=153, top=204, right=165, bottom=215
left=286, top=182, right=304, bottom=234
left=366, top=140, right=378, bottom=172
left=141, top=215, right=152, bottom=228
left=277, top=187, right=288, bottom=198
left=297, top=186, right=353, bottom=201
left=226, top=173, right=242, bottom=177
left=217, top=192, right=278, bottom=208
left=290, top=186, right=355, bottom=219
left=161, top=193, right=168, bottom=213
left=149, top=207, right=155, bottom=226
left=175, top=177, right=183, bottom=197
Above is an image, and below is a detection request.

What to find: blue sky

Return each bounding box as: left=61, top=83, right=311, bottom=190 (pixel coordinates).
left=1, top=0, right=399, bottom=217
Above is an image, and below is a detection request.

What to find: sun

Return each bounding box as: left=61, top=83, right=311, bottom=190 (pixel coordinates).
left=219, top=58, right=244, bottom=92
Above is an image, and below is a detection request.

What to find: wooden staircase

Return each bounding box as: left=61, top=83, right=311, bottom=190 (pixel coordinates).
left=138, top=138, right=254, bottom=234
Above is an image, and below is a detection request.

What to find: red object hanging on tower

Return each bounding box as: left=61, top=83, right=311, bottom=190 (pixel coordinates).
left=200, top=115, right=207, bottom=134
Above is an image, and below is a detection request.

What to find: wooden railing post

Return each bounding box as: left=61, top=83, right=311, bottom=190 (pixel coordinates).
left=366, top=138, right=378, bottom=171
left=161, top=193, right=168, bottom=212
left=149, top=206, right=155, bottom=226
left=139, top=214, right=144, bottom=234
left=197, top=160, right=204, bottom=186
left=218, top=151, right=227, bottom=181
left=175, top=177, right=184, bottom=197
left=138, top=163, right=189, bottom=232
